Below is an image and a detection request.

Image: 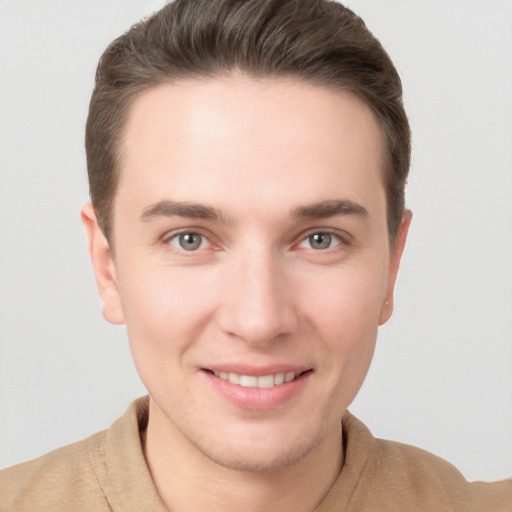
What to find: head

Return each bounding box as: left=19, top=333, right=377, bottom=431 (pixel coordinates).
left=82, top=0, right=412, bottom=474
left=85, top=0, right=410, bottom=246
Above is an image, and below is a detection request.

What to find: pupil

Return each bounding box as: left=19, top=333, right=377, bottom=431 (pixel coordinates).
left=311, top=233, right=331, bottom=250
left=179, top=233, right=201, bottom=250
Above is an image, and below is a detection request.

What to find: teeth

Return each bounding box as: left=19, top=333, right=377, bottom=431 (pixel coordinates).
left=284, top=371, right=296, bottom=382
left=228, top=373, right=240, bottom=385
left=257, top=375, right=274, bottom=388
left=212, top=371, right=298, bottom=388
left=274, top=373, right=285, bottom=385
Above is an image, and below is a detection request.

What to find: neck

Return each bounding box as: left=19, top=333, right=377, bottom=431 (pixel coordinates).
left=143, top=399, right=343, bottom=512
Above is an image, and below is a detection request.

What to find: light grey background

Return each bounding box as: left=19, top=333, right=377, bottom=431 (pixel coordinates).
left=1, top=0, right=511, bottom=481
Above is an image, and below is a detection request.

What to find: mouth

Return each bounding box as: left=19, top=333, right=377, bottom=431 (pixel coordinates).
left=204, top=369, right=312, bottom=389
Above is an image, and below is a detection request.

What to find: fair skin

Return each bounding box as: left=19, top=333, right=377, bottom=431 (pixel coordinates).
left=82, top=76, right=410, bottom=512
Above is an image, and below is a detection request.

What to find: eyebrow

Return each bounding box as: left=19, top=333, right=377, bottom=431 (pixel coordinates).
left=292, top=199, right=368, bottom=219
left=140, top=198, right=367, bottom=223
left=141, top=200, right=223, bottom=221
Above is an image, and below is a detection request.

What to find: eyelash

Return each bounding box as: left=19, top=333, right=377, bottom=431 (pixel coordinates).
left=162, top=229, right=214, bottom=253
left=296, top=231, right=344, bottom=251
left=161, top=228, right=350, bottom=254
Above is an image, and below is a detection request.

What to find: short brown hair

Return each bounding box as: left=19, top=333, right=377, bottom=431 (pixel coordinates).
left=86, top=0, right=410, bottom=244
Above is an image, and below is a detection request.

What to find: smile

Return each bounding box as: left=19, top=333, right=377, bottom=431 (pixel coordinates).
left=211, top=371, right=302, bottom=388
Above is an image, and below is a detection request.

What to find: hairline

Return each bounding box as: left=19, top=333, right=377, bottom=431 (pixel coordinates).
left=105, top=71, right=400, bottom=249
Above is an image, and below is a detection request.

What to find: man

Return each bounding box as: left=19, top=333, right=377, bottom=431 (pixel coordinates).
left=1, top=1, right=510, bottom=510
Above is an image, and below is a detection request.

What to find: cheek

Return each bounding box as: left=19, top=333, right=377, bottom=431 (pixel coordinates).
left=303, top=261, right=387, bottom=334
left=301, top=263, right=386, bottom=385
left=116, top=264, right=218, bottom=376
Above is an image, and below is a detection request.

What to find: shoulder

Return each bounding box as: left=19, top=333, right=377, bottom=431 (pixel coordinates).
left=375, top=437, right=511, bottom=510
left=338, top=412, right=512, bottom=512
left=0, top=397, right=158, bottom=512
left=0, top=430, right=110, bottom=512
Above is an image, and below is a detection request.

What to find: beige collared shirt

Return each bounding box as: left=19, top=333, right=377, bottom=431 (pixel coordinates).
left=1, top=397, right=511, bottom=511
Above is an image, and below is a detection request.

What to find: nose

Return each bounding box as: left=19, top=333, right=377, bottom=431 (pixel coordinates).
left=217, top=246, right=298, bottom=347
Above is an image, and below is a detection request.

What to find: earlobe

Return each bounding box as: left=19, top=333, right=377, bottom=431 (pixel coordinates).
left=378, top=210, right=412, bottom=326
left=81, top=203, right=125, bottom=325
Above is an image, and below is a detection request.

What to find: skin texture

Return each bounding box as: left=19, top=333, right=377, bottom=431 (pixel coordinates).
left=82, top=76, right=411, bottom=512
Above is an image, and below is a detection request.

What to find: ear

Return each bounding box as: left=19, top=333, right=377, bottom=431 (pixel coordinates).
left=81, top=203, right=125, bottom=325
left=378, top=210, right=412, bottom=326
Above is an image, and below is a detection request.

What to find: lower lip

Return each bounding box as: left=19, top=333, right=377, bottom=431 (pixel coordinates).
left=203, top=371, right=311, bottom=411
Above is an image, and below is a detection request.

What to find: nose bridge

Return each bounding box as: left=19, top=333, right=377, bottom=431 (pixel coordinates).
left=218, top=242, right=297, bottom=345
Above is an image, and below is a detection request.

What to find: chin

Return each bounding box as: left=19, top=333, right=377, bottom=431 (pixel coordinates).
left=191, top=418, right=335, bottom=474
left=199, top=438, right=319, bottom=473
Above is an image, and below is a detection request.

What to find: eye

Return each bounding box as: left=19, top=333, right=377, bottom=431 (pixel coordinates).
left=168, top=232, right=210, bottom=251
left=299, top=232, right=341, bottom=250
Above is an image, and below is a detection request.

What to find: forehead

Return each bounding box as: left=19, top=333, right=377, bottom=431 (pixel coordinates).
left=116, top=76, right=386, bottom=221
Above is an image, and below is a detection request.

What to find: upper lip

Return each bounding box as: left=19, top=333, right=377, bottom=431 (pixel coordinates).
left=202, top=364, right=312, bottom=376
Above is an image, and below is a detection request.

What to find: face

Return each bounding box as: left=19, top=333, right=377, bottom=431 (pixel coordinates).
left=83, top=76, right=410, bottom=472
